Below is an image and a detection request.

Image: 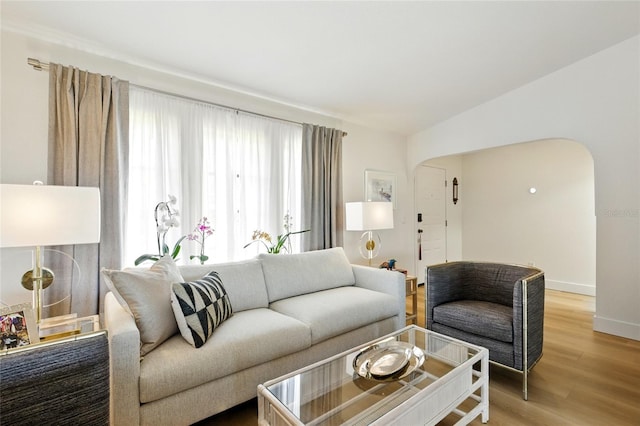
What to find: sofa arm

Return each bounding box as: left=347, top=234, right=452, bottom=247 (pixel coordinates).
left=513, top=271, right=545, bottom=371
left=352, top=265, right=405, bottom=330
left=104, top=292, right=141, bottom=426
left=425, top=262, right=467, bottom=329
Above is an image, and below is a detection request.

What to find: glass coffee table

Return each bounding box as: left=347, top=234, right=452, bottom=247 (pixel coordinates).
left=258, top=325, right=489, bottom=425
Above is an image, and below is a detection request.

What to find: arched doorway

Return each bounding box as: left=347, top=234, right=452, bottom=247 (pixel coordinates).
left=414, top=138, right=596, bottom=295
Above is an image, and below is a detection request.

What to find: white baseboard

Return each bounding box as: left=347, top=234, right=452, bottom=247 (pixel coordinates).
left=593, top=315, right=640, bottom=341
left=546, top=279, right=595, bottom=296
left=545, top=280, right=639, bottom=341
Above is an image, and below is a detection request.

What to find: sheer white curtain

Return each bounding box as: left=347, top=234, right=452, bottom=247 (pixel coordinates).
left=125, top=87, right=303, bottom=266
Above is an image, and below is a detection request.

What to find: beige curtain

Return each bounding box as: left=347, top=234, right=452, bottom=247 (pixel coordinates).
left=46, top=63, right=129, bottom=317
left=301, top=124, right=344, bottom=251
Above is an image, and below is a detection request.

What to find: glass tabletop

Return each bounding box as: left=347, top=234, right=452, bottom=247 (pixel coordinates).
left=263, top=325, right=485, bottom=426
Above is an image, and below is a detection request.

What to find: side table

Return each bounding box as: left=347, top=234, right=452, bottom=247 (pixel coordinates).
left=405, top=275, right=418, bottom=325
left=0, top=328, right=110, bottom=424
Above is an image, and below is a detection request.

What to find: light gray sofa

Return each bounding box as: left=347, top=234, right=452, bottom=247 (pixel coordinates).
left=103, top=247, right=405, bottom=425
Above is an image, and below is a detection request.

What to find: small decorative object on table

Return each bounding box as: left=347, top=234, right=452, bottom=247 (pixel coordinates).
left=0, top=303, right=37, bottom=350
left=187, top=217, right=214, bottom=265
left=379, top=259, right=397, bottom=270
left=135, top=195, right=186, bottom=265
left=353, top=338, right=425, bottom=382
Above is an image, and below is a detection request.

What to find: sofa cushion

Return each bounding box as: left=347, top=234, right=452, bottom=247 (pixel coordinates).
left=101, top=256, right=184, bottom=355
left=259, top=247, right=355, bottom=302
left=178, top=258, right=268, bottom=312
left=170, top=271, right=233, bottom=348
left=269, top=286, right=398, bottom=345
left=433, top=300, right=513, bottom=343
left=139, top=308, right=311, bottom=403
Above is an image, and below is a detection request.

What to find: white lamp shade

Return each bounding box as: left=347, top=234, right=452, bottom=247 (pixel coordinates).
left=345, top=201, right=394, bottom=231
left=0, top=184, right=101, bottom=248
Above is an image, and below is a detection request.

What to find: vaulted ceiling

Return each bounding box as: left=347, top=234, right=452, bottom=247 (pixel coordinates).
left=2, top=1, right=639, bottom=135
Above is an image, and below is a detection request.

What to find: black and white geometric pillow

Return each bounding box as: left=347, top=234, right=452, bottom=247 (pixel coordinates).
left=170, top=271, right=233, bottom=348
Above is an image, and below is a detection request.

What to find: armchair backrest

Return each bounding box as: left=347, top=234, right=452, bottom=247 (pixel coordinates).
left=427, top=261, right=542, bottom=307
left=461, top=262, right=540, bottom=306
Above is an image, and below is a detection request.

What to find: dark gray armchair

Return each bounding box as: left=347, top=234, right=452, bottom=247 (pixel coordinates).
left=426, top=261, right=545, bottom=400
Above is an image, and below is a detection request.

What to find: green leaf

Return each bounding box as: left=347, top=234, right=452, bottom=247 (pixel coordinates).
left=171, top=236, right=186, bottom=259
left=134, top=254, right=160, bottom=266
left=244, top=229, right=308, bottom=254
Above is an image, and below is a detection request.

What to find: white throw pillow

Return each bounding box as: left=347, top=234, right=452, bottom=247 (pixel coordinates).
left=102, top=256, right=184, bottom=355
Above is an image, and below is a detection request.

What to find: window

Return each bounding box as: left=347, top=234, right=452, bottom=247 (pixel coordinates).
left=125, top=87, right=303, bottom=265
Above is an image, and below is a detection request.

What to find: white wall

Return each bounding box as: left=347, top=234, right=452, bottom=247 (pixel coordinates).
left=0, top=31, right=343, bottom=184
left=0, top=29, right=412, bottom=306
left=415, top=140, right=596, bottom=296
left=342, top=122, right=414, bottom=273
left=461, top=139, right=596, bottom=295
left=408, top=36, right=640, bottom=340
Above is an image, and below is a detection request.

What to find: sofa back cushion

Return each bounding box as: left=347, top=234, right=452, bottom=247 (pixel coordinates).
left=179, top=258, right=268, bottom=312
left=259, top=247, right=355, bottom=303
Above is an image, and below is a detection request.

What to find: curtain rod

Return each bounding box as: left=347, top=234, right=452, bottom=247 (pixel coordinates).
left=27, top=57, right=347, bottom=136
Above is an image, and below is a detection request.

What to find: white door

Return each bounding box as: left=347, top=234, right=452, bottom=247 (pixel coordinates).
left=415, top=165, right=447, bottom=283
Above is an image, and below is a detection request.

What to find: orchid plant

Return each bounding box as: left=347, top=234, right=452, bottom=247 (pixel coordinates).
left=135, top=195, right=186, bottom=265
left=187, top=216, right=214, bottom=265
left=244, top=213, right=309, bottom=254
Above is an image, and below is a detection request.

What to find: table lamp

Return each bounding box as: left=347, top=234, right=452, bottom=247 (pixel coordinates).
left=0, top=183, right=101, bottom=323
left=345, top=201, right=394, bottom=266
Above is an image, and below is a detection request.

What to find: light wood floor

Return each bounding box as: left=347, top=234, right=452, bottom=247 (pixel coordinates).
left=202, top=288, right=640, bottom=425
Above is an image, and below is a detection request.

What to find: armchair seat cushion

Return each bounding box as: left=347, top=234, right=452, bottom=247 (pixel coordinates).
left=432, top=323, right=514, bottom=367
left=433, top=300, right=513, bottom=343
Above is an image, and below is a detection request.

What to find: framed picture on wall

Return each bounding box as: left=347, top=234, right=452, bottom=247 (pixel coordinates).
left=0, top=303, right=38, bottom=350
left=365, top=169, right=397, bottom=208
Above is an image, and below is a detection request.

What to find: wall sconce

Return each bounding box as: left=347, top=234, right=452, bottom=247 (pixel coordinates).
left=452, top=177, right=459, bottom=205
